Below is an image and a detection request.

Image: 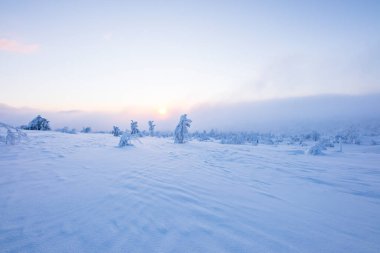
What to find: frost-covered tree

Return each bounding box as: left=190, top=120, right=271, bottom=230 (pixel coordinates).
left=112, top=126, right=121, bottom=137
left=27, top=115, right=51, bottom=130
left=148, top=121, right=155, bottom=136
left=119, top=132, right=132, bottom=147
left=118, top=129, right=141, bottom=147
left=131, top=120, right=140, bottom=135
left=174, top=114, right=192, bottom=144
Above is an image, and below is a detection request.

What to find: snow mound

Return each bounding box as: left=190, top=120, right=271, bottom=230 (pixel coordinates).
left=307, top=143, right=325, bottom=155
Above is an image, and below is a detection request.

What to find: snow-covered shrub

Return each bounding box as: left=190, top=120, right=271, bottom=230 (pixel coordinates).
left=259, top=138, right=274, bottom=145
left=220, top=133, right=246, bottom=145
left=112, top=126, right=122, bottom=137
left=148, top=121, right=155, bottom=136
left=119, top=132, right=133, bottom=147
left=337, top=126, right=360, bottom=144
left=303, top=131, right=320, bottom=141
left=210, top=131, right=262, bottom=145
left=208, top=129, right=218, bottom=139
left=155, top=131, right=173, bottom=138
left=193, top=130, right=210, bottom=142
left=141, top=130, right=149, bottom=136
left=0, top=122, right=27, bottom=145
left=57, top=126, right=68, bottom=133
left=274, top=137, right=284, bottom=144
left=26, top=115, right=51, bottom=130
left=131, top=120, right=140, bottom=135
left=57, top=127, right=76, bottom=134
left=318, top=139, right=334, bottom=149
left=174, top=114, right=192, bottom=144
left=307, top=143, right=324, bottom=155
left=81, top=127, right=91, bottom=133
left=346, top=127, right=360, bottom=144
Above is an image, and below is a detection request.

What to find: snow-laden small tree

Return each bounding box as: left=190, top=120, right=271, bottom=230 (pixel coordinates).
left=118, top=129, right=141, bottom=147
left=174, top=114, right=192, bottom=144
left=131, top=121, right=140, bottom=135
left=148, top=121, right=155, bottom=136
left=119, top=131, right=132, bottom=147
left=112, top=126, right=121, bottom=137
left=27, top=115, right=51, bottom=130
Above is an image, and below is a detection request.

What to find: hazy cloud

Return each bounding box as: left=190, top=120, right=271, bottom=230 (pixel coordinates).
left=0, top=38, right=39, bottom=53
left=1, top=94, right=379, bottom=133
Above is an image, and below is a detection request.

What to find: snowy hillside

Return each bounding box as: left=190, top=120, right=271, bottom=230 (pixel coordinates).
left=1, top=131, right=380, bottom=252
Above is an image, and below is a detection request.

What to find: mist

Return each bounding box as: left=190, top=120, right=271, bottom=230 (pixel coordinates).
left=1, top=94, right=380, bottom=133
left=190, top=94, right=380, bottom=133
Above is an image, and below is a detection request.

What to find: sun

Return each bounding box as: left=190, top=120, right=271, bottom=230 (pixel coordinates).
left=158, top=107, right=167, bottom=115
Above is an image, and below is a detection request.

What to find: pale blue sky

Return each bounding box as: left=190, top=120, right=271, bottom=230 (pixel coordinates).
left=1, top=0, right=379, bottom=116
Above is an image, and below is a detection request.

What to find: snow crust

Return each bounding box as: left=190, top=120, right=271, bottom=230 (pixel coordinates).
left=1, top=131, right=379, bottom=252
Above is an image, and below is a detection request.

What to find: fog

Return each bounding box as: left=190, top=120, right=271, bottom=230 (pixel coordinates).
left=1, top=94, right=380, bottom=133
left=190, top=94, right=380, bottom=133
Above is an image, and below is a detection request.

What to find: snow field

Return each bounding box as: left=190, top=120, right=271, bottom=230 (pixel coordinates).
left=0, top=131, right=379, bottom=252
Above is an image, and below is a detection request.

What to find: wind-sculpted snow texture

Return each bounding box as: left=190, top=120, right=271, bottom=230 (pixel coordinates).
left=0, top=131, right=379, bottom=252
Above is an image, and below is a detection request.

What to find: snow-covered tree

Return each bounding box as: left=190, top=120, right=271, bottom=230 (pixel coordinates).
left=119, top=132, right=132, bottom=147
left=112, top=126, right=121, bottom=137
left=131, top=120, right=140, bottom=135
left=174, top=114, right=192, bottom=144
left=148, top=121, right=155, bottom=136
left=26, top=115, right=51, bottom=130
left=118, top=129, right=141, bottom=147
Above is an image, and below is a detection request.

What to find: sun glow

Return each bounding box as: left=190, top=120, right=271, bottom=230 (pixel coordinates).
left=158, top=107, right=167, bottom=115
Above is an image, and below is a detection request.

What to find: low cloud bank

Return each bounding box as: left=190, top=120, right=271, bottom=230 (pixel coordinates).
left=1, top=94, right=380, bottom=133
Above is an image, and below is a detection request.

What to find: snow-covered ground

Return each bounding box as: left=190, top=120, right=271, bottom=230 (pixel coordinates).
left=1, top=131, right=380, bottom=253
